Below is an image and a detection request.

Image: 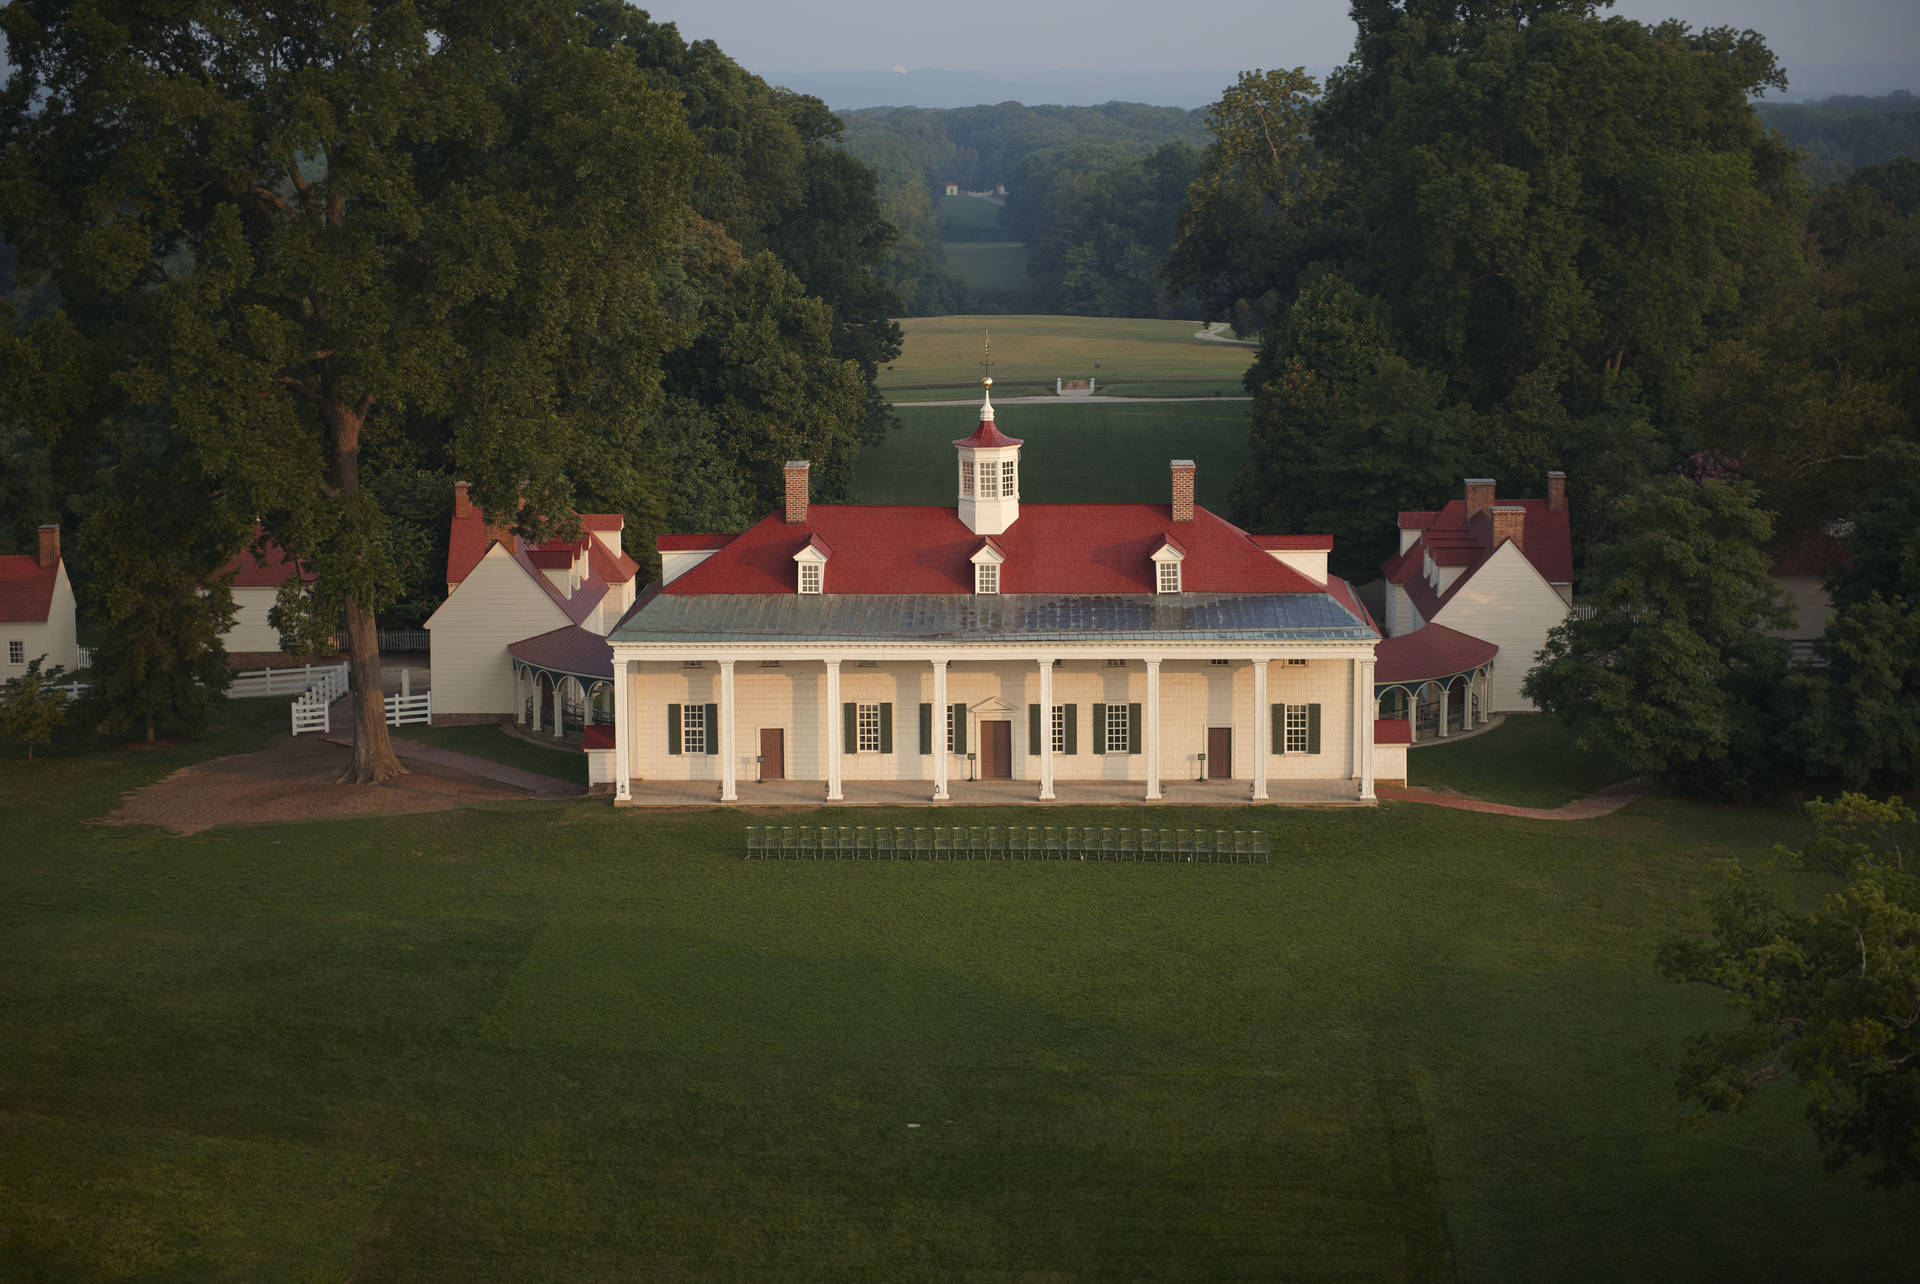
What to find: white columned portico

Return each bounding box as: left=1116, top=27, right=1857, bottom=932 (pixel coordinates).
left=1251, top=659, right=1269, bottom=801
left=718, top=659, right=737, bottom=802
left=1144, top=657, right=1162, bottom=801
left=825, top=659, right=843, bottom=801
left=931, top=658, right=950, bottom=801
left=612, top=659, right=632, bottom=802
left=1037, top=655, right=1056, bottom=800
left=1358, top=657, right=1377, bottom=800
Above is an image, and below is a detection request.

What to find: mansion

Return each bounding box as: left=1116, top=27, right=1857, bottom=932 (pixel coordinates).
left=599, top=381, right=1389, bottom=804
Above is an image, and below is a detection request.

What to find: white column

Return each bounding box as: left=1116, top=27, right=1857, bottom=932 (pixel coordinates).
left=1037, top=656, right=1056, bottom=800
left=1251, top=658, right=1269, bottom=801
left=825, top=659, right=843, bottom=801
left=552, top=676, right=566, bottom=739
left=515, top=665, right=527, bottom=725
left=1358, top=657, right=1377, bottom=800
left=1144, top=657, right=1162, bottom=801
left=719, top=658, right=737, bottom=802
left=530, top=674, right=542, bottom=733
left=1436, top=678, right=1449, bottom=738
left=612, top=658, right=631, bottom=802
left=931, top=658, right=949, bottom=801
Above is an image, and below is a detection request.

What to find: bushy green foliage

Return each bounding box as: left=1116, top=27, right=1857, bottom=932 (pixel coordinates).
left=0, top=657, right=69, bottom=760
left=1659, top=793, right=1920, bottom=1188
left=1524, top=477, right=1794, bottom=798
left=1756, top=91, right=1920, bottom=186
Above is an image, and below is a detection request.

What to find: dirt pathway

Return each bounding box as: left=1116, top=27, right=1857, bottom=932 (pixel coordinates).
left=1376, top=777, right=1650, bottom=820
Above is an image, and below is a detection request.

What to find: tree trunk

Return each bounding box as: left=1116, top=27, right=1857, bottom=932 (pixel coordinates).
left=145, top=713, right=154, bottom=743
left=322, top=396, right=405, bottom=784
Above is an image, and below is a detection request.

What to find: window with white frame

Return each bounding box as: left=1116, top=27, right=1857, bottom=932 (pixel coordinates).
left=1001, top=459, right=1017, bottom=496
left=978, top=465, right=998, bottom=500
left=1106, top=703, right=1130, bottom=753
left=1105, top=658, right=1126, bottom=667
left=1287, top=658, right=1308, bottom=667
left=976, top=562, right=999, bottom=594
left=798, top=562, right=822, bottom=594
left=1157, top=561, right=1181, bottom=593
left=1051, top=704, right=1066, bottom=753
left=682, top=704, right=707, bottom=755
left=1285, top=704, right=1309, bottom=754
left=960, top=460, right=974, bottom=496
left=7, top=640, right=21, bottom=664
left=946, top=703, right=957, bottom=752
left=681, top=660, right=704, bottom=668
left=857, top=703, right=882, bottom=753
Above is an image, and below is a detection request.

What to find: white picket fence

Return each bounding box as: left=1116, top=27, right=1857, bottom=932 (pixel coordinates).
left=232, top=663, right=349, bottom=700
left=289, top=664, right=350, bottom=735
left=384, top=669, right=432, bottom=726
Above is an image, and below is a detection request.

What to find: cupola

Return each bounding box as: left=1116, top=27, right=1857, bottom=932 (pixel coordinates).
left=953, top=377, right=1023, bottom=535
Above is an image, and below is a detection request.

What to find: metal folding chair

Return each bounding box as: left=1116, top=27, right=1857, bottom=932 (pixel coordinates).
left=1252, top=832, right=1270, bottom=863
left=912, top=826, right=930, bottom=858
left=934, top=827, right=953, bottom=859
left=968, top=825, right=987, bottom=858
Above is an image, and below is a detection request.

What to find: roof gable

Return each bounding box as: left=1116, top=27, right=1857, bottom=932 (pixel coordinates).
left=0, top=555, right=59, bottom=624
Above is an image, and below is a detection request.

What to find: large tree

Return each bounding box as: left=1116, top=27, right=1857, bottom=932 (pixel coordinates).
left=1658, top=793, right=1920, bottom=1188
left=1523, top=476, right=1794, bottom=798
left=1, top=1, right=699, bottom=780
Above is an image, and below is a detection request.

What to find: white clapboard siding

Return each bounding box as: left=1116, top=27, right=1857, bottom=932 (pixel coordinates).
left=1430, top=541, right=1574, bottom=712
left=425, top=546, right=570, bottom=715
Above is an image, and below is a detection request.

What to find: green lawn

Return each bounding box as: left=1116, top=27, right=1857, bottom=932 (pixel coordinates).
left=394, top=721, right=590, bottom=789
left=861, top=401, right=1251, bottom=508
left=935, top=193, right=1009, bottom=239
left=881, top=314, right=1256, bottom=400
left=939, top=242, right=1038, bottom=309
left=3, top=706, right=1915, bottom=1279
left=1410, top=714, right=1634, bottom=808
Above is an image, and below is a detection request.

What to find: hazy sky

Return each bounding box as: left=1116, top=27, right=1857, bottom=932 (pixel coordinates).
left=642, top=0, right=1918, bottom=75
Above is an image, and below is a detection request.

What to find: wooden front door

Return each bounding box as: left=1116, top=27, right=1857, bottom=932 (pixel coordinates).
left=1207, top=726, right=1232, bottom=779
left=981, top=720, right=1013, bottom=779
left=759, top=727, right=784, bottom=780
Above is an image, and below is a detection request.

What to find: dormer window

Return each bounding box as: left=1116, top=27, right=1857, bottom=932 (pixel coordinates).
left=969, top=536, right=1005, bottom=596
left=1150, top=534, right=1187, bottom=594
left=793, top=533, right=830, bottom=594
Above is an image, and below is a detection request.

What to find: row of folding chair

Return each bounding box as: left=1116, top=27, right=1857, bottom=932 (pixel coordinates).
left=743, top=825, right=1270, bottom=864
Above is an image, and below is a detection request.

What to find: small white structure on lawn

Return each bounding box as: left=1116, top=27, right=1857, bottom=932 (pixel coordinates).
left=1, top=525, right=80, bottom=676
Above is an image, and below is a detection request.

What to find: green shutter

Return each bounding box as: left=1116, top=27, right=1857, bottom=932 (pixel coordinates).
left=667, top=703, right=681, bottom=756
left=1128, top=703, right=1142, bottom=754
left=1307, top=703, right=1322, bottom=754
left=1092, top=703, right=1106, bottom=754
left=880, top=703, right=893, bottom=754
left=951, top=703, right=967, bottom=754
left=843, top=702, right=857, bottom=752
left=1064, top=704, right=1077, bottom=755
left=704, top=703, right=719, bottom=755
left=1028, top=703, right=1041, bottom=755
left=919, top=703, right=932, bottom=754
left=1272, top=703, right=1284, bottom=755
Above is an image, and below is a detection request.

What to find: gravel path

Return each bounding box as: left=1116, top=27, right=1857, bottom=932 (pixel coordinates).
left=1376, top=777, right=1650, bottom=820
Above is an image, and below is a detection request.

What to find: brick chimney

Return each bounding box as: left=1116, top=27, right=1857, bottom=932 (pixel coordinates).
left=454, top=480, right=474, bottom=519
left=1465, top=478, right=1495, bottom=520
left=37, top=524, right=60, bottom=570
left=1170, top=460, right=1195, bottom=523
left=784, top=461, right=810, bottom=525
left=1547, top=470, right=1566, bottom=514
left=1492, top=505, right=1526, bottom=552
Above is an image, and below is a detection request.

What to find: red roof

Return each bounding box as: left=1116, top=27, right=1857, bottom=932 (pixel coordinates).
left=657, top=534, right=735, bottom=551
left=953, top=418, right=1023, bottom=449
left=1374, top=718, right=1413, bottom=746
left=447, top=503, right=636, bottom=587
left=0, top=555, right=58, bottom=624
left=1252, top=534, right=1334, bottom=550
left=214, top=532, right=315, bottom=589
left=1373, top=624, right=1499, bottom=684
left=1392, top=498, right=1572, bottom=585
left=663, top=504, right=1326, bottom=597
left=581, top=725, right=615, bottom=750
left=506, top=623, right=612, bottom=679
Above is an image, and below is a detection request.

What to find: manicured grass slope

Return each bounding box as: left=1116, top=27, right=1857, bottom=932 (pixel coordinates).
left=881, top=314, right=1255, bottom=399
left=3, top=708, right=1915, bottom=1278
left=862, top=401, right=1250, bottom=508
left=940, top=241, right=1037, bottom=305
left=1410, top=714, right=1633, bottom=808
left=394, top=721, right=589, bottom=788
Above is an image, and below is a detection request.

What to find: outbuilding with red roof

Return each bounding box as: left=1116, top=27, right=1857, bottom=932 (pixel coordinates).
left=603, top=380, right=1386, bottom=805
left=1, top=525, right=79, bottom=677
